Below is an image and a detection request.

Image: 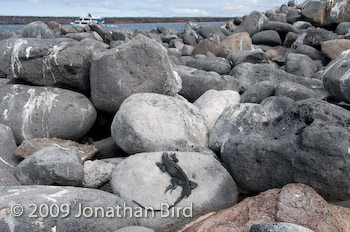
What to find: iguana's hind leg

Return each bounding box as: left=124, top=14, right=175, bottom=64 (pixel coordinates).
left=165, top=178, right=182, bottom=194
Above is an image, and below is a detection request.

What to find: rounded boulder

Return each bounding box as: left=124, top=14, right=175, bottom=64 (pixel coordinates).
left=0, top=84, right=96, bottom=144
left=111, top=93, right=208, bottom=154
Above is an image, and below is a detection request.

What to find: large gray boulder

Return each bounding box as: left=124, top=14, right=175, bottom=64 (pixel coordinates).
left=198, top=24, right=226, bottom=41
left=241, top=81, right=276, bottom=103
left=252, top=30, right=282, bottom=46
left=301, top=0, right=350, bottom=26
left=193, top=89, right=240, bottom=132
left=21, top=21, right=56, bottom=39
left=89, top=22, right=113, bottom=44
left=0, top=124, right=20, bottom=186
left=234, top=11, right=268, bottom=36
left=229, top=62, right=326, bottom=97
left=111, top=93, right=208, bottom=154
left=90, top=35, right=182, bottom=113
left=0, top=185, right=137, bottom=231
left=221, top=98, right=350, bottom=201
left=262, top=21, right=299, bottom=34
left=285, top=53, right=318, bottom=77
left=175, top=65, right=240, bottom=102
left=209, top=103, right=271, bottom=153
left=0, top=38, right=92, bottom=92
left=295, top=45, right=329, bottom=66
left=275, top=81, right=318, bottom=101
left=335, top=22, right=350, bottom=35
left=322, top=50, right=350, bottom=103
left=110, top=152, right=239, bottom=232
left=304, top=27, right=338, bottom=47
left=14, top=147, right=84, bottom=186
left=226, top=49, right=268, bottom=66
left=182, top=56, right=232, bottom=75
left=0, top=84, right=97, bottom=144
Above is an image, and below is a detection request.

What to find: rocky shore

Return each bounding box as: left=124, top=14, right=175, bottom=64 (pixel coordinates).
left=1, top=0, right=350, bottom=231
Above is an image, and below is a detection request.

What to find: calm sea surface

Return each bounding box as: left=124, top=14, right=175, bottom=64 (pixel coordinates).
left=0, top=22, right=225, bottom=32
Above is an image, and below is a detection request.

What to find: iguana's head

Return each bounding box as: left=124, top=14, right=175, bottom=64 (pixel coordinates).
left=161, top=152, right=169, bottom=160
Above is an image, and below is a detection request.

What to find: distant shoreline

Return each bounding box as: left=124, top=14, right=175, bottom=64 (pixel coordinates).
left=0, top=16, right=233, bottom=25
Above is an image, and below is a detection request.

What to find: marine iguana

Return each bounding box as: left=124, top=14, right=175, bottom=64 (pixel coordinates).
left=133, top=152, right=198, bottom=210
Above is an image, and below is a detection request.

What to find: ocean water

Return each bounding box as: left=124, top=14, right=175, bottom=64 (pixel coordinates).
left=0, top=21, right=225, bottom=33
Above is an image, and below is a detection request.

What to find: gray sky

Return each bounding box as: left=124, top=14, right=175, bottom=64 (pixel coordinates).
left=0, top=0, right=287, bottom=17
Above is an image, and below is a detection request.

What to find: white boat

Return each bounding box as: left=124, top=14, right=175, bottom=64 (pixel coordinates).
left=70, top=13, right=105, bottom=25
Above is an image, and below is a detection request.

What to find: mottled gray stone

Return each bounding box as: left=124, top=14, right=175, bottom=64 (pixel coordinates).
left=21, top=21, right=56, bottom=39
left=90, top=35, right=182, bottom=113
left=111, top=93, right=208, bottom=155
left=0, top=185, right=136, bottom=231
left=0, top=84, right=97, bottom=144
left=111, top=152, right=238, bottom=232
left=0, top=124, right=20, bottom=186
left=14, top=147, right=84, bottom=186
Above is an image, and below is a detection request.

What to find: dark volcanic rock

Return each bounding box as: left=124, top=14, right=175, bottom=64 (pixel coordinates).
left=0, top=84, right=97, bottom=144
left=0, top=185, right=136, bottom=231
left=81, top=38, right=108, bottom=54
left=198, top=24, right=226, bottom=41
left=304, top=27, right=338, bottom=47
left=302, top=0, right=350, bottom=26
left=275, top=81, right=318, bottom=100
left=252, top=30, right=282, bottom=46
left=183, top=56, right=232, bottom=75
left=192, top=39, right=217, bottom=56
left=226, top=49, right=268, bottom=66
left=283, top=32, right=298, bottom=48
left=0, top=38, right=92, bottom=92
left=263, top=21, right=299, bottom=34
left=234, top=11, right=268, bottom=36
left=295, top=45, right=329, bottom=65
left=90, top=35, right=182, bottom=113
left=301, top=0, right=329, bottom=26
left=241, top=81, right=276, bottom=103
left=229, top=62, right=325, bottom=97
left=221, top=98, right=350, bottom=201
left=60, top=25, right=77, bottom=35
left=335, top=22, right=350, bottom=35
left=14, top=146, right=84, bottom=186
left=0, top=124, right=20, bottom=186
left=89, top=22, right=113, bottom=44
left=209, top=103, right=271, bottom=153
left=64, top=32, right=96, bottom=41
left=175, top=65, right=240, bottom=102
left=322, top=50, right=350, bottom=103
left=183, top=34, right=197, bottom=46
left=21, top=21, right=56, bottom=39
left=285, top=53, right=318, bottom=77
left=261, top=96, right=295, bottom=121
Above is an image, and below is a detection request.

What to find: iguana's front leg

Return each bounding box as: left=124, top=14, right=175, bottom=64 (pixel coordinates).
left=156, top=162, right=167, bottom=172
